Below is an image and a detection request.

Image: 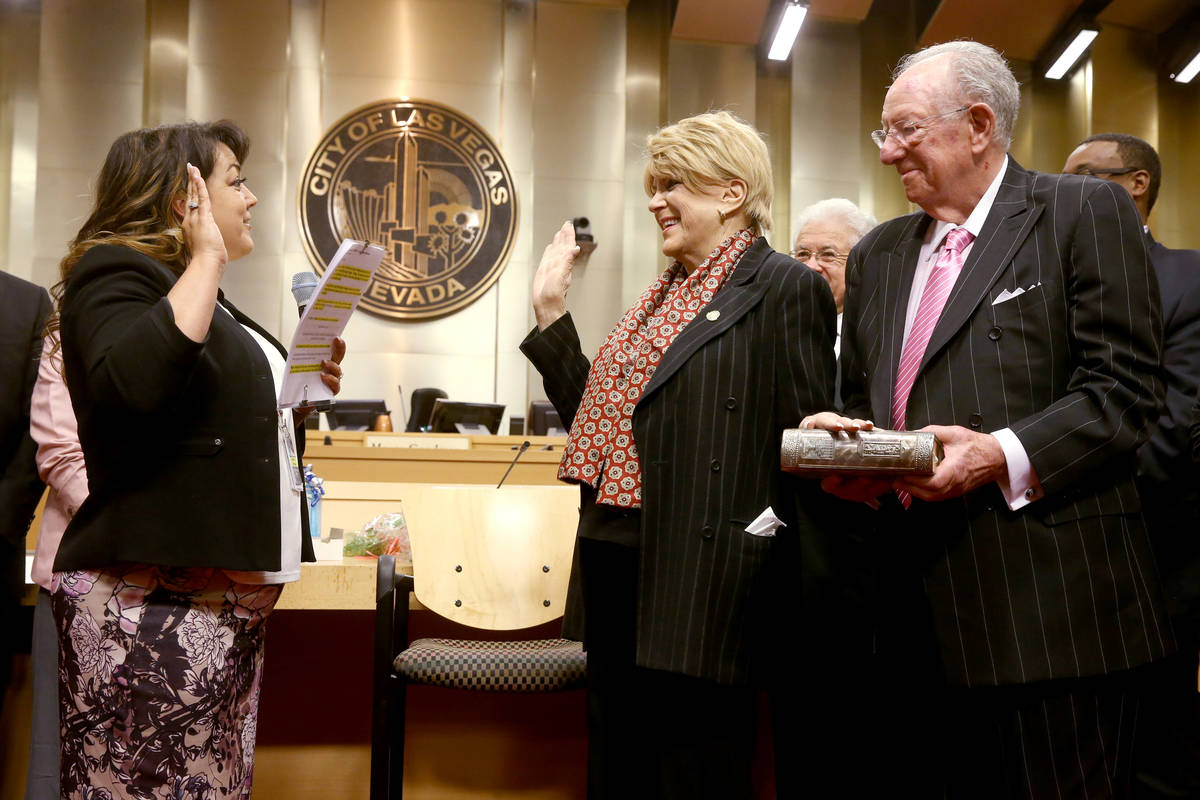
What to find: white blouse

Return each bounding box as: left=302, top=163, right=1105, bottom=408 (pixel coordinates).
left=217, top=304, right=303, bottom=584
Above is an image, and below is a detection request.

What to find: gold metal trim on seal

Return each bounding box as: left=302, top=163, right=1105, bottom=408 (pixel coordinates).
left=297, top=98, right=519, bottom=322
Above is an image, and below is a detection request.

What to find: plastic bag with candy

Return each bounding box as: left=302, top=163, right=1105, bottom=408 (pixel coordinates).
left=343, top=510, right=411, bottom=562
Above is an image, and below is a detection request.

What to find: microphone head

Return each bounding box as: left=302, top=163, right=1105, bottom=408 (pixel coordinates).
left=291, top=271, right=320, bottom=308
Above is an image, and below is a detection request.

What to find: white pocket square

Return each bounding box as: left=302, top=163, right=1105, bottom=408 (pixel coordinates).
left=992, top=281, right=1042, bottom=306
left=745, top=506, right=786, bottom=537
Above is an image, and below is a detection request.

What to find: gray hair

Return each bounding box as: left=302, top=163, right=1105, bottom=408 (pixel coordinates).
left=893, top=40, right=1020, bottom=150
left=794, top=198, right=877, bottom=245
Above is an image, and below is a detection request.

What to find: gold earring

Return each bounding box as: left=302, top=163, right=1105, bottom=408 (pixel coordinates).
left=717, top=208, right=726, bottom=223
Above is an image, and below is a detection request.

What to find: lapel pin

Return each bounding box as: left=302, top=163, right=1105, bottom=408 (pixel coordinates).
left=706, top=310, right=720, bottom=321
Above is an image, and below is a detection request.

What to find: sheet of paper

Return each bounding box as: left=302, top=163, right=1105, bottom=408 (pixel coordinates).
left=279, top=239, right=385, bottom=409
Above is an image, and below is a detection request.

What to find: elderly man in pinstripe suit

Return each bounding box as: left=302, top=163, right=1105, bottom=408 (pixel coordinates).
left=806, top=41, right=1172, bottom=798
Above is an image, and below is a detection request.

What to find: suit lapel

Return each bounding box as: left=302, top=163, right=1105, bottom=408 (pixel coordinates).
left=920, top=159, right=1043, bottom=372
left=638, top=239, right=771, bottom=406
left=870, top=215, right=927, bottom=424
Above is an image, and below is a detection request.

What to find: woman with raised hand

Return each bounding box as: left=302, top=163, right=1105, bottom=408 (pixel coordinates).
left=521, top=110, right=836, bottom=799
left=49, top=120, right=343, bottom=799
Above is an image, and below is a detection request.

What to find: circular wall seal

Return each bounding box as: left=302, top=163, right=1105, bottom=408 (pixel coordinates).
left=298, top=99, right=518, bottom=321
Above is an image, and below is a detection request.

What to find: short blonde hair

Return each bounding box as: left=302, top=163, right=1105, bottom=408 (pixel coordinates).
left=643, top=110, right=773, bottom=234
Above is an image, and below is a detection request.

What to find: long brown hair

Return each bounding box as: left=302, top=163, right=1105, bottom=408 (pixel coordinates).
left=46, top=120, right=250, bottom=342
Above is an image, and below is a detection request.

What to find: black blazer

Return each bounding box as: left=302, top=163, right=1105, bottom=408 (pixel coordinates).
left=0, top=272, right=51, bottom=551
left=523, top=238, right=837, bottom=684
left=56, top=245, right=313, bottom=573
left=1137, top=235, right=1200, bottom=618
left=840, top=159, right=1173, bottom=686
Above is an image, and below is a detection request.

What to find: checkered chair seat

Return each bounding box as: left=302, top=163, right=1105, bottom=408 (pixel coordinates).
left=394, top=637, right=587, bottom=692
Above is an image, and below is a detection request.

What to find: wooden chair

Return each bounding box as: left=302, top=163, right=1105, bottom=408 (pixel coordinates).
left=369, top=484, right=586, bottom=800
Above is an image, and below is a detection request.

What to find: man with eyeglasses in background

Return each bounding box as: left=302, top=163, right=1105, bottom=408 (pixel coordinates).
left=1065, top=133, right=1200, bottom=800
left=804, top=40, right=1171, bottom=798
left=791, top=198, right=876, bottom=358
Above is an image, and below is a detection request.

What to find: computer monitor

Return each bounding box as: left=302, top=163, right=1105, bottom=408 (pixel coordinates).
left=327, top=399, right=389, bottom=431
left=426, top=400, right=505, bottom=435
left=527, top=401, right=565, bottom=436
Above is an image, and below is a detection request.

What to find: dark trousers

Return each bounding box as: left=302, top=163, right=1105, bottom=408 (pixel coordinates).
left=26, top=588, right=60, bottom=800
left=577, top=536, right=758, bottom=800
left=873, top=575, right=1148, bottom=800
left=1132, top=617, right=1200, bottom=798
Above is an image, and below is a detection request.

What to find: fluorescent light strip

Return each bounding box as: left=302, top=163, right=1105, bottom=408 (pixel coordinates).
left=1173, top=50, right=1200, bottom=83
left=1044, top=29, right=1098, bottom=80
left=767, top=3, right=807, bottom=62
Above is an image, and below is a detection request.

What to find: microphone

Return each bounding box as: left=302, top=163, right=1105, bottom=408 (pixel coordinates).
left=497, top=440, right=531, bottom=488
left=291, top=272, right=320, bottom=317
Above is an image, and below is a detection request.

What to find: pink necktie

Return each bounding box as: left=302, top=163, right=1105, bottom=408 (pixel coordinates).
left=892, top=226, right=974, bottom=507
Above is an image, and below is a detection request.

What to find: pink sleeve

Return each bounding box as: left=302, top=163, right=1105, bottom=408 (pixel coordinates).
left=29, top=335, right=89, bottom=589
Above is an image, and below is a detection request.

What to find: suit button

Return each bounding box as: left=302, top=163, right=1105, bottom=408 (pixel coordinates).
left=214, top=437, right=223, bottom=446
left=710, top=459, right=721, bottom=472
left=987, top=326, right=1002, bottom=341
left=725, top=396, right=737, bottom=410
left=968, top=413, right=983, bottom=430
left=700, top=525, right=714, bottom=540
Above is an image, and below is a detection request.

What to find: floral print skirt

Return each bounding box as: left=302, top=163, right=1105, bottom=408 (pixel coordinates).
left=50, top=566, right=281, bottom=800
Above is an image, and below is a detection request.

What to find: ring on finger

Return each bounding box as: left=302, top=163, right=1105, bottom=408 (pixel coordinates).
left=187, top=201, right=199, bottom=210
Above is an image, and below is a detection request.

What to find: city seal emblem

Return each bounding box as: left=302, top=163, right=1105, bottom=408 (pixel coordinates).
left=298, top=99, right=518, bottom=321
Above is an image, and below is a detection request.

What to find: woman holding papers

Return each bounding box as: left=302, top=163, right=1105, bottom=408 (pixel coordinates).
left=46, top=120, right=343, bottom=799
left=520, top=111, right=837, bottom=798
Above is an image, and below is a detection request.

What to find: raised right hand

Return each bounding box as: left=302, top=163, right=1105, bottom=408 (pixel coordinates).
left=532, top=220, right=579, bottom=331
left=181, top=162, right=228, bottom=271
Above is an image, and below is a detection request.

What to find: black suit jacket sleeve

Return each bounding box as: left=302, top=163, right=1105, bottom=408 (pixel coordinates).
left=0, top=275, right=51, bottom=549
left=519, top=313, right=594, bottom=430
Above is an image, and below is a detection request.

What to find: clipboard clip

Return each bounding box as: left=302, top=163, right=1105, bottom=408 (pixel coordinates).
left=354, top=240, right=374, bottom=255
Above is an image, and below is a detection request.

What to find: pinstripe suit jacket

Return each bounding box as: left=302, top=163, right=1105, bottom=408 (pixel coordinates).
left=840, top=159, right=1174, bottom=687
left=522, top=238, right=837, bottom=684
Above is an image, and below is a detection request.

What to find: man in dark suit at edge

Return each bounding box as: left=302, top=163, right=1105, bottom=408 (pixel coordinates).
left=1064, top=133, right=1200, bottom=798
left=805, top=41, right=1173, bottom=797
left=0, top=271, right=51, bottom=716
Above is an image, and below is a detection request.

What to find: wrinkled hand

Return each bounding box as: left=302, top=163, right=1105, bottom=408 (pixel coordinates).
left=800, top=412, right=891, bottom=504
left=894, top=424, right=1006, bottom=502
left=532, top=220, right=579, bottom=331
left=181, top=162, right=228, bottom=269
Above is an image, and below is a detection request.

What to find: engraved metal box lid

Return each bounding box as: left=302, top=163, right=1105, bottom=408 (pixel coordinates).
left=780, top=428, right=943, bottom=477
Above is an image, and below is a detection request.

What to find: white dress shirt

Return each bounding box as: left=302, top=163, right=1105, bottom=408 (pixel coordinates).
left=902, top=156, right=1043, bottom=511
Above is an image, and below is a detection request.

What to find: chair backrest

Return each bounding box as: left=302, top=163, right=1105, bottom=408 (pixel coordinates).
left=400, top=484, right=579, bottom=630
left=405, top=387, right=448, bottom=432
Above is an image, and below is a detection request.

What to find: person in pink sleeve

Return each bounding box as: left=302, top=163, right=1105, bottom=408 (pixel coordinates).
left=26, top=333, right=87, bottom=800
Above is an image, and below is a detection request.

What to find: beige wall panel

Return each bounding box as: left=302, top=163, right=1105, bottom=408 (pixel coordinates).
left=1, top=3, right=41, bottom=281
left=1156, top=79, right=1200, bottom=250
left=667, top=41, right=757, bottom=123
left=145, top=0, right=190, bottom=127
left=536, top=1, right=625, bottom=96
left=188, top=0, right=290, bottom=71
left=318, top=76, right=503, bottom=134
left=186, top=67, right=290, bottom=142
left=532, top=90, right=625, bottom=181
left=1088, top=25, right=1158, bottom=148
left=789, top=19, right=861, bottom=236
left=321, top=0, right=503, bottom=85
left=30, top=166, right=97, bottom=274
left=756, top=62, right=790, bottom=249
left=34, top=1, right=145, bottom=282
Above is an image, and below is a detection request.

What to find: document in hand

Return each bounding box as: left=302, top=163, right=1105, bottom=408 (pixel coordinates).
left=278, top=239, right=385, bottom=408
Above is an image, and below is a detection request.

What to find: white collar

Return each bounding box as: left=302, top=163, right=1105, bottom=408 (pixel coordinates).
left=926, top=155, right=1008, bottom=254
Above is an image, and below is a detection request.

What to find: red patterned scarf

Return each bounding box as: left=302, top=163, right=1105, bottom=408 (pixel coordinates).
left=559, top=229, right=756, bottom=508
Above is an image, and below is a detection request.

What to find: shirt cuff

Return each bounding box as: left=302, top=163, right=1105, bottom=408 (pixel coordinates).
left=991, top=427, right=1044, bottom=510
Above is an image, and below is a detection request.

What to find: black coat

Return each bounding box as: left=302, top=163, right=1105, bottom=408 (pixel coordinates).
left=56, top=244, right=313, bottom=573
left=0, top=272, right=51, bottom=552
left=840, top=159, right=1173, bottom=686
left=523, top=238, right=838, bottom=684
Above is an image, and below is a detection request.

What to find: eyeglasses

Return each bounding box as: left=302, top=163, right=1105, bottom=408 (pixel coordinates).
left=1068, top=166, right=1138, bottom=178
left=790, top=247, right=849, bottom=266
left=871, top=105, right=969, bottom=149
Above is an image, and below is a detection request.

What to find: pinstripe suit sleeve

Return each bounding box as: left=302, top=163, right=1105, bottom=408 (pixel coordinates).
left=774, top=258, right=838, bottom=426
left=519, top=313, right=594, bottom=430
left=1008, top=179, right=1162, bottom=494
